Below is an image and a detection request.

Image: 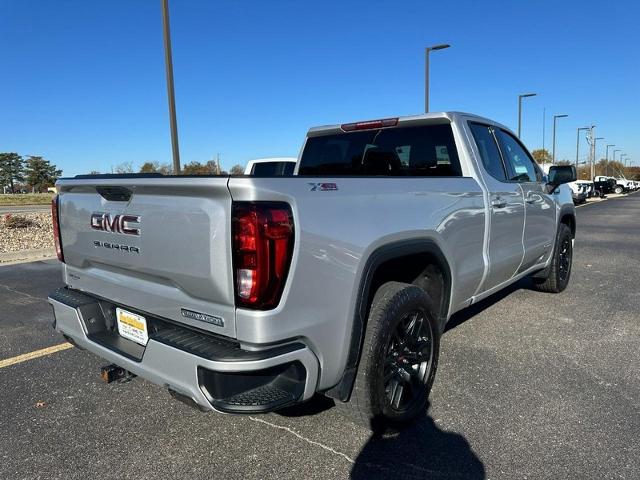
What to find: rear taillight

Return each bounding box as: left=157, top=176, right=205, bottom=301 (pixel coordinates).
left=51, top=195, right=64, bottom=262
left=232, top=202, right=294, bottom=309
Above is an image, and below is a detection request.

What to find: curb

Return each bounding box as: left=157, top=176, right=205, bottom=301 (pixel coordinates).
left=0, top=248, right=57, bottom=265
left=575, top=191, right=636, bottom=208
left=0, top=203, right=52, bottom=207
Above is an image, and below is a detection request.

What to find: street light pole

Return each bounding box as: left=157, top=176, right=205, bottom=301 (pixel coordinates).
left=605, top=144, right=615, bottom=176
left=517, top=93, right=537, bottom=138
left=161, top=0, right=181, bottom=174
left=586, top=126, right=596, bottom=180
left=576, top=127, right=590, bottom=169
left=552, top=114, right=568, bottom=164
left=593, top=137, right=604, bottom=176
left=542, top=108, right=546, bottom=156
left=425, top=44, right=450, bottom=113
left=613, top=149, right=622, bottom=176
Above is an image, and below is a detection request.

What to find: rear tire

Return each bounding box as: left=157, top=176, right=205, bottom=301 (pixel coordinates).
left=336, top=282, right=440, bottom=430
left=532, top=224, right=573, bottom=293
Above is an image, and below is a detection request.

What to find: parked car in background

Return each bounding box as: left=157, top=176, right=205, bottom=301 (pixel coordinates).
left=575, top=180, right=594, bottom=198
left=616, top=177, right=635, bottom=193
left=244, top=157, right=297, bottom=176
left=568, top=181, right=587, bottom=205
left=48, top=112, right=577, bottom=429
left=595, top=176, right=632, bottom=194
left=592, top=177, right=616, bottom=197
left=612, top=178, right=631, bottom=194
left=2, top=187, right=29, bottom=194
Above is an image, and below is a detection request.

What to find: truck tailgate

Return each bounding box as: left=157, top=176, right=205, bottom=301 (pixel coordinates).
left=56, top=176, right=236, bottom=338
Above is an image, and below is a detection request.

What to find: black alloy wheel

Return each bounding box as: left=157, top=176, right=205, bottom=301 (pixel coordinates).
left=383, top=309, right=434, bottom=414
left=558, top=237, right=572, bottom=284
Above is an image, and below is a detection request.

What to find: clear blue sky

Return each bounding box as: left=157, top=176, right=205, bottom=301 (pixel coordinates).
left=1, top=0, right=638, bottom=176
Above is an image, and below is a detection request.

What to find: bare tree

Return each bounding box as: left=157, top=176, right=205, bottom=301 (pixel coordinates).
left=139, top=161, right=171, bottom=174
left=114, top=162, right=134, bottom=174
left=229, top=164, right=245, bottom=175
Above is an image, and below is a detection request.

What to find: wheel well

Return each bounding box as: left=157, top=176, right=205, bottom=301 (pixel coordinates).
left=324, top=241, right=452, bottom=402
left=561, top=214, right=576, bottom=237
left=368, top=252, right=450, bottom=325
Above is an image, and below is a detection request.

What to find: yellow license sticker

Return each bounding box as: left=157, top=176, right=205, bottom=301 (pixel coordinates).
left=116, top=308, right=148, bottom=346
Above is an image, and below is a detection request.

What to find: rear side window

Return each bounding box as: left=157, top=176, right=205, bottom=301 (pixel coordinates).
left=298, top=124, right=462, bottom=176
left=251, top=162, right=295, bottom=176
left=469, top=123, right=507, bottom=181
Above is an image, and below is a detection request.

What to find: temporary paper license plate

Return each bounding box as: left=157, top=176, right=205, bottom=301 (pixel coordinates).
left=116, top=308, right=148, bottom=346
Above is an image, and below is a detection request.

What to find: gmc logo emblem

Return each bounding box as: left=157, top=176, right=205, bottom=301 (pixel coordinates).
left=91, top=212, right=141, bottom=236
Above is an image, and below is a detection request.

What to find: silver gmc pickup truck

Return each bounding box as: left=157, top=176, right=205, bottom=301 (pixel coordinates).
left=48, top=112, right=577, bottom=429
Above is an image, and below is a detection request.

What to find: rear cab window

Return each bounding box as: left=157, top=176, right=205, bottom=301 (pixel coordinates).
left=298, top=123, right=462, bottom=176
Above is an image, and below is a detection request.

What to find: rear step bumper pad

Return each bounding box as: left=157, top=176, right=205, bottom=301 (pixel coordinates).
left=48, top=289, right=319, bottom=413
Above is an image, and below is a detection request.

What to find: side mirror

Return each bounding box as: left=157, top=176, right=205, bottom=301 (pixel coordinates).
left=546, top=165, right=577, bottom=193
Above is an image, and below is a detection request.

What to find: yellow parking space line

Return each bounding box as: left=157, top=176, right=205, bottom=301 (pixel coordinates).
left=0, top=342, right=73, bottom=369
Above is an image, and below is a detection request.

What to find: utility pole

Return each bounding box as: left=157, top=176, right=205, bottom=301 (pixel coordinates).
left=161, top=0, right=181, bottom=174
left=424, top=44, right=450, bottom=113
left=576, top=127, right=590, bottom=169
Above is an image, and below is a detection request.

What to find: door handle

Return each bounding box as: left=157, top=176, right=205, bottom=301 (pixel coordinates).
left=526, top=193, right=540, bottom=204
left=491, top=198, right=507, bottom=208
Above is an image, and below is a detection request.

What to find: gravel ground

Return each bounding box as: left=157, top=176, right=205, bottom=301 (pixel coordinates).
left=0, top=212, right=54, bottom=253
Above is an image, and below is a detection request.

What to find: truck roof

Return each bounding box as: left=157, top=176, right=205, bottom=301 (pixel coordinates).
left=307, top=111, right=510, bottom=137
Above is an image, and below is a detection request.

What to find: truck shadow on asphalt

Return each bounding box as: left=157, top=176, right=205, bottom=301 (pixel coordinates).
left=349, top=408, right=485, bottom=479
left=280, top=399, right=484, bottom=479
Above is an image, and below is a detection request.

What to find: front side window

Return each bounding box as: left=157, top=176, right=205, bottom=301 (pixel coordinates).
left=298, top=124, right=462, bottom=176
left=495, top=130, right=541, bottom=182
left=469, top=123, right=507, bottom=181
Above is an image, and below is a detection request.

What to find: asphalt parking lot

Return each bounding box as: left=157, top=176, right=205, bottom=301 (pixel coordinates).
left=1, top=194, right=639, bottom=480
